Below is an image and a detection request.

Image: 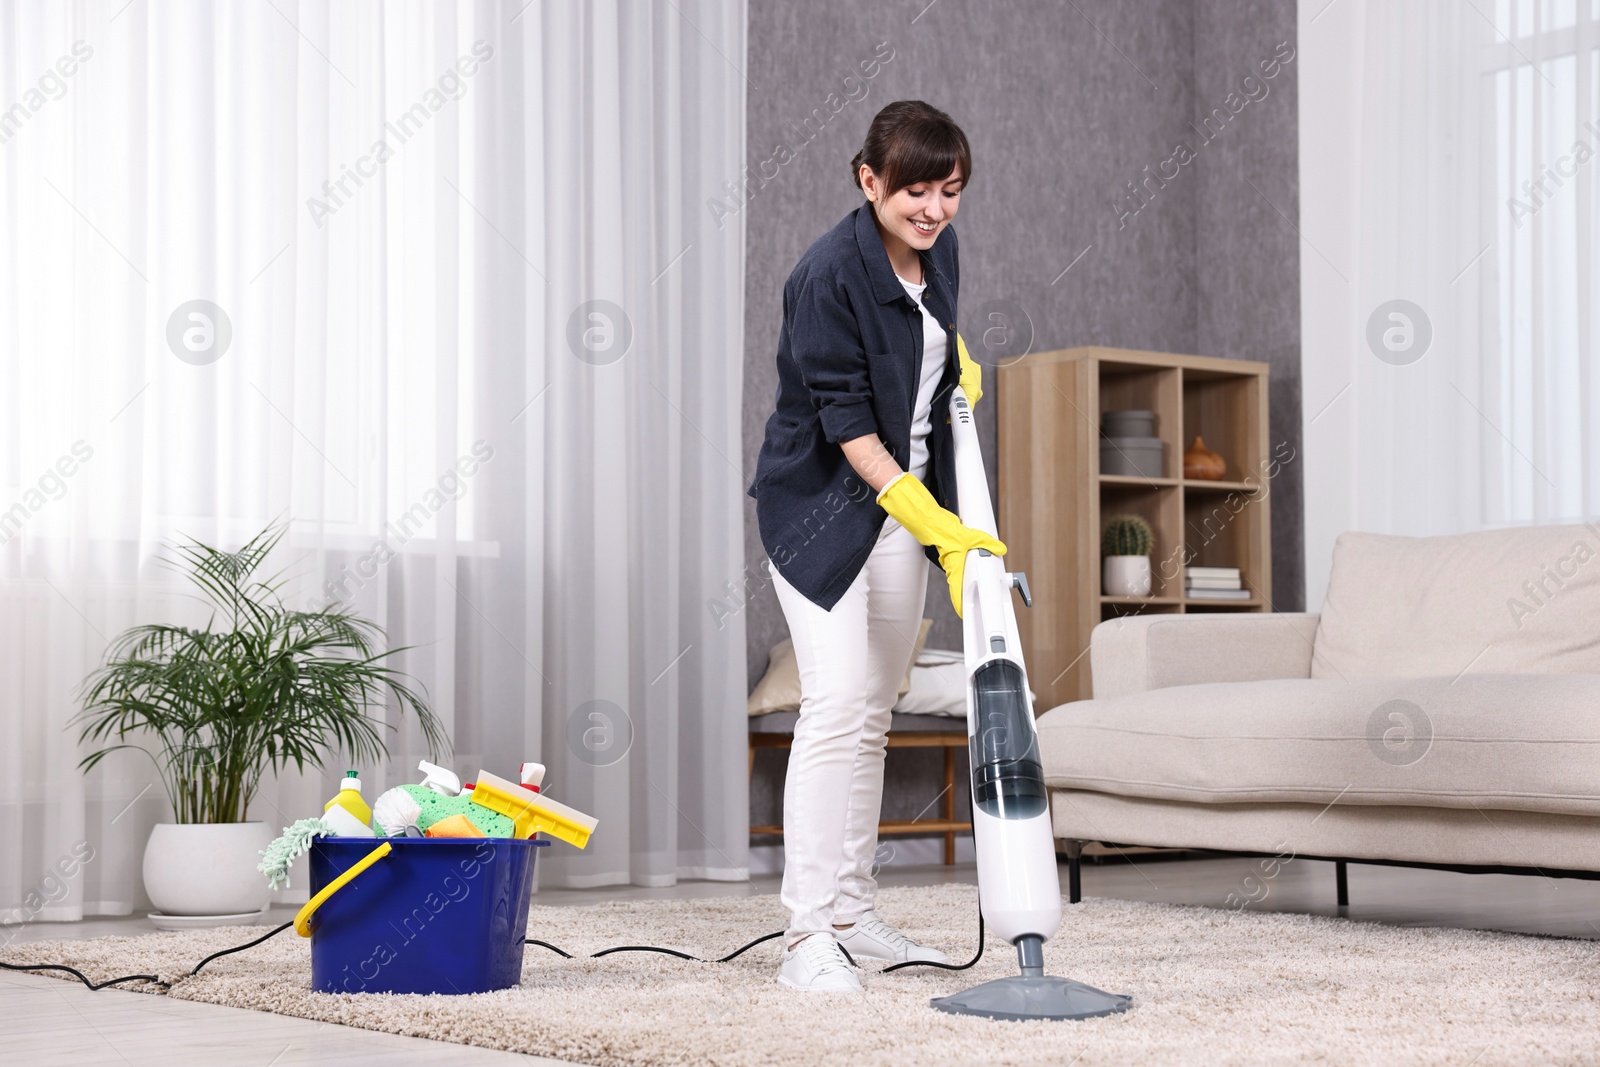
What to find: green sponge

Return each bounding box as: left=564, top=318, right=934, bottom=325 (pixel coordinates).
left=402, top=783, right=514, bottom=837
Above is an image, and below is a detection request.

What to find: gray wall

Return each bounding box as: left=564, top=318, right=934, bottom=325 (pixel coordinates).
left=1192, top=0, right=1304, bottom=609
left=741, top=0, right=1302, bottom=836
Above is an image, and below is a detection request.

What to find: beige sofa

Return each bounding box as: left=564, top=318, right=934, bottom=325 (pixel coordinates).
left=1036, top=524, right=1600, bottom=904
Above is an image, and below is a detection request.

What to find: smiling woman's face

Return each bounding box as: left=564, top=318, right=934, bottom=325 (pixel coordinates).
left=861, top=164, right=964, bottom=252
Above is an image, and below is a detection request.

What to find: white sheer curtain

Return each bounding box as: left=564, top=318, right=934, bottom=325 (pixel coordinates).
left=0, top=0, right=748, bottom=921
left=1300, top=0, right=1600, bottom=607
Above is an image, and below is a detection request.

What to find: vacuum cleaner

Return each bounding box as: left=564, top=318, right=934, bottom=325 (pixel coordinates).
left=931, top=386, right=1133, bottom=1021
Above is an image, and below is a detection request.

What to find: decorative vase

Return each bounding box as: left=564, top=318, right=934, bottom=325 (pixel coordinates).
left=143, top=821, right=274, bottom=920
left=1102, top=555, right=1153, bottom=597
left=1183, top=436, right=1226, bottom=480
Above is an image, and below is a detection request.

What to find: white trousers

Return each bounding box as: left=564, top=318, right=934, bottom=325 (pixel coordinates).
left=770, top=514, right=929, bottom=941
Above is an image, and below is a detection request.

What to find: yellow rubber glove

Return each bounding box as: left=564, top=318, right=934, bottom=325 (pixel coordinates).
left=956, top=331, right=982, bottom=407
left=876, top=471, right=1006, bottom=618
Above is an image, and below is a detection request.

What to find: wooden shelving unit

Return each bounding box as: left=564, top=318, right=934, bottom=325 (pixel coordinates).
left=996, top=346, right=1273, bottom=710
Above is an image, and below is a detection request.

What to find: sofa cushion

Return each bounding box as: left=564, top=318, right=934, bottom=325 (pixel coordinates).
left=1312, top=525, right=1600, bottom=679
left=1036, top=674, right=1600, bottom=817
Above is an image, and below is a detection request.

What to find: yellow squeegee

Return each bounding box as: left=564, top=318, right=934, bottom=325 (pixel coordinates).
left=470, top=770, right=598, bottom=848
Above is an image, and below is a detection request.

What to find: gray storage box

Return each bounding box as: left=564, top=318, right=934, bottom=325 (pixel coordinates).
left=1101, top=409, right=1157, bottom=438
left=1099, top=436, right=1164, bottom=478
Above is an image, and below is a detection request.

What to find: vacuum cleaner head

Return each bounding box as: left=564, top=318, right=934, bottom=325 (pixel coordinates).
left=932, top=974, right=1133, bottom=1021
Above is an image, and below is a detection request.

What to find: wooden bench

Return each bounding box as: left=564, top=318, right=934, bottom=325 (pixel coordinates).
left=748, top=711, right=971, bottom=865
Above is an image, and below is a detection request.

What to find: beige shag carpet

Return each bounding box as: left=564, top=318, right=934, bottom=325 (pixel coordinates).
left=8, top=883, right=1599, bottom=1066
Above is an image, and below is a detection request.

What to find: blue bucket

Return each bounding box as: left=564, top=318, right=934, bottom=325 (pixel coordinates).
left=305, top=836, right=549, bottom=995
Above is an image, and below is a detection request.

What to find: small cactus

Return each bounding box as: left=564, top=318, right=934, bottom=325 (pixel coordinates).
left=1102, top=514, right=1154, bottom=557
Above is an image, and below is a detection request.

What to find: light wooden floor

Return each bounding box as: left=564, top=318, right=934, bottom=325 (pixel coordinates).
left=6, top=854, right=1598, bottom=1065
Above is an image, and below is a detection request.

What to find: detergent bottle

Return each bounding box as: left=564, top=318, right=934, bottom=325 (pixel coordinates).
left=324, top=771, right=372, bottom=826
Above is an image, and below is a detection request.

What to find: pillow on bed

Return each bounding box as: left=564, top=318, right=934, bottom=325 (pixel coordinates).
left=747, top=619, right=933, bottom=715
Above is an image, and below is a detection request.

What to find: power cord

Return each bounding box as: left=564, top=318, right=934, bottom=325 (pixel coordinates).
left=524, top=825, right=985, bottom=979
left=0, top=956, right=166, bottom=992
left=189, top=919, right=296, bottom=975
left=524, top=816, right=987, bottom=974
left=521, top=900, right=982, bottom=972
left=0, top=919, right=295, bottom=991
left=525, top=929, right=784, bottom=963
left=882, top=907, right=983, bottom=973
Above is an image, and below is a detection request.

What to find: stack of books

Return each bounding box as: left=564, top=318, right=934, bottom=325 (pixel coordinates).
left=1185, top=566, right=1251, bottom=600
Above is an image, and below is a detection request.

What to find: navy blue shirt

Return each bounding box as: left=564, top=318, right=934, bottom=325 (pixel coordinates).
left=747, top=200, right=961, bottom=610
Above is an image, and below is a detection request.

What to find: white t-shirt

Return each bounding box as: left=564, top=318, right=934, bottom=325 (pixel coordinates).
left=897, top=272, right=948, bottom=483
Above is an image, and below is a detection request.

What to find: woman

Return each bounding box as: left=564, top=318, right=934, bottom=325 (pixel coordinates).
left=746, top=100, right=1006, bottom=993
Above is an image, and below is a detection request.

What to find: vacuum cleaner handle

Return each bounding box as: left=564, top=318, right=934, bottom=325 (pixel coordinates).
left=948, top=390, right=1011, bottom=656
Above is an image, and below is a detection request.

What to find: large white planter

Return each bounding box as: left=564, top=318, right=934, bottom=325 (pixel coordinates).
left=1102, top=555, right=1153, bottom=597
left=143, top=822, right=274, bottom=918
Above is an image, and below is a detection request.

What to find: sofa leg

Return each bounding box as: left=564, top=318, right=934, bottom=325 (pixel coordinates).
left=1335, top=860, right=1349, bottom=909
left=1063, top=839, right=1084, bottom=904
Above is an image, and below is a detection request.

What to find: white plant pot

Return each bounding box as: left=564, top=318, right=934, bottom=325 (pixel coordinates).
left=1102, top=555, right=1153, bottom=597
left=143, top=822, right=274, bottom=917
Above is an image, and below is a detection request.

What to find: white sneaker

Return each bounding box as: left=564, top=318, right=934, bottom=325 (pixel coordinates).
left=834, top=910, right=950, bottom=964
left=776, top=932, right=863, bottom=992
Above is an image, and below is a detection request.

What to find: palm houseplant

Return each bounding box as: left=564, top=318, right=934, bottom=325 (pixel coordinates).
left=74, top=523, right=446, bottom=920
left=1101, top=513, right=1155, bottom=597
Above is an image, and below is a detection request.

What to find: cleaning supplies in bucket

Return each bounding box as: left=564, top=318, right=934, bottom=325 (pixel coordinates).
left=470, top=770, right=597, bottom=847
left=371, top=761, right=500, bottom=838
left=373, top=783, right=513, bottom=837
left=366, top=764, right=596, bottom=845
left=520, top=761, right=545, bottom=791
left=286, top=760, right=593, bottom=995
left=322, top=771, right=374, bottom=837
left=306, top=836, right=548, bottom=994
left=325, top=770, right=371, bottom=823
left=418, top=759, right=462, bottom=795
left=254, top=761, right=598, bottom=994
left=321, top=805, right=374, bottom=837
left=371, top=784, right=423, bottom=837
left=257, top=818, right=335, bottom=889
left=424, top=813, right=485, bottom=838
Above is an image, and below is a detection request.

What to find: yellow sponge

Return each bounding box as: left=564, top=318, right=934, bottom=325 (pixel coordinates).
left=469, top=770, right=598, bottom=849
left=424, top=813, right=486, bottom=838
